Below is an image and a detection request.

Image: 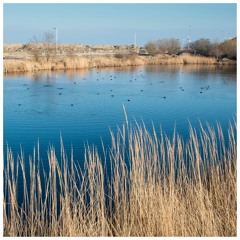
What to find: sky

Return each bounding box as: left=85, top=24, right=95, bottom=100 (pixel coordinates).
left=3, top=2, right=237, bottom=46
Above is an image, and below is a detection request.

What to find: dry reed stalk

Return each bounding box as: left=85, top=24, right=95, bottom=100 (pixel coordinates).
left=3, top=119, right=236, bottom=236
left=5, top=53, right=234, bottom=73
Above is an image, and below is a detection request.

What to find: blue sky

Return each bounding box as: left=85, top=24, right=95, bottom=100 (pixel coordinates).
left=3, top=3, right=236, bottom=46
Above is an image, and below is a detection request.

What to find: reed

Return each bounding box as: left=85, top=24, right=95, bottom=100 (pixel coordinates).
left=4, top=54, right=235, bottom=73
left=173, top=54, right=217, bottom=64
left=3, top=118, right=236, bottom=236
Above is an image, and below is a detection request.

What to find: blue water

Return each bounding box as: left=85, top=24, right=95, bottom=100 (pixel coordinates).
left=4, top=65, right=236, bottom=167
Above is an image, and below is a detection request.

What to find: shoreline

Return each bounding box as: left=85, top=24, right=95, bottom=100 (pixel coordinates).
left=3, top=53, right=236, bottom=73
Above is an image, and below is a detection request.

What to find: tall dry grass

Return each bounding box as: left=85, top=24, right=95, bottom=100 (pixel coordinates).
left=4, top=53, right=235, bottom=73
left=167, top=53, right=217, bottom=64
left=3, top=118, right=236, bottom=236
left=3, top=56, right=145, bottom=73
left=143, top=53, right=217, bottom=65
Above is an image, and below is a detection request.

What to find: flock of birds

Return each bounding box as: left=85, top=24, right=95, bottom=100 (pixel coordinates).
left=17, top=70, right=212, bottom=107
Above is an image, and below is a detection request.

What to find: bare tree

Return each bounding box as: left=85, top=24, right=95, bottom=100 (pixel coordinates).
left=156, top=38, right=181, bottom=54
left=145, top=38, right=181, bottom=56
left=42, top=32, right=55, bottom=62
left=189, top=38, right=212, bottom=56
left=209, top=42, right=223, bottom=59
left=28, top=36, right=42, bottom=62
left=145, top=41, right=159, bottom=56
left=220, top=38, right=236, bottom=60
left=28, top=31, right=55, bottom=62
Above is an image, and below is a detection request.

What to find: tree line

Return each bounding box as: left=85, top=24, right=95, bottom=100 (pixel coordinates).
left=145, top=37, right=236, bottom=60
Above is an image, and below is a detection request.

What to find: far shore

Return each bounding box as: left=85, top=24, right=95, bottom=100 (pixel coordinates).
left=3, top=43, right=236, bottom=73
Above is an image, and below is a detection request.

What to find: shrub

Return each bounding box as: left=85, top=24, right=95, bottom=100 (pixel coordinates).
left=145, top=41, right=159, bottom=56
left=220, top=38, right=237, bottom=60
left=145, top=38, right=181, bottom=56
left=189, top=38, right=212, bottom=57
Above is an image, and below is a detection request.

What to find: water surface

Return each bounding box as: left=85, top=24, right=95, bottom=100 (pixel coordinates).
left=4, top=64, right=236, bottom=166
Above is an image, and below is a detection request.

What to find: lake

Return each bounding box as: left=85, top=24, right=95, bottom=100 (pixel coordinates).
left=4, top=64, right=236, bottom=168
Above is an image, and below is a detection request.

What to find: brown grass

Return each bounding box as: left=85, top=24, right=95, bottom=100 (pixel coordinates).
left=4, top=53, right=235, bottom=73
left=167, top=54, right=217, bottom=64
left=3, top=115, right=236, bottom=237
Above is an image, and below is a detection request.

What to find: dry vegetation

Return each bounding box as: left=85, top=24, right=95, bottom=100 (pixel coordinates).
left=3, top=55, right=144, bottom=73
left=166, top=54, right=217, bottom=64
left=4, top=116, right=236, bottom=237
left=3, top=42, right=236, bottom=73
left=4, top=53, right=235, bottom=74
left=145, top=37, right=237, bottom=60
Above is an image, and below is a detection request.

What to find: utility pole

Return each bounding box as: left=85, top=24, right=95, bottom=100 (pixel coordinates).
left=187, top=25, right=191, bottom=49
left=53, top=27, right=58, bottom=53
left=134, top=32, right=137, bottom=48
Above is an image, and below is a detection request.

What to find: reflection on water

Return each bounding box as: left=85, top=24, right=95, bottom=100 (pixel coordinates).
left=4, top=64, right=236, bottom=168
left=4, top=64, right=236, bottom=81
left=144, top=64, right=236, bottom=76
left=4, top=68, right=90, bottom=80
